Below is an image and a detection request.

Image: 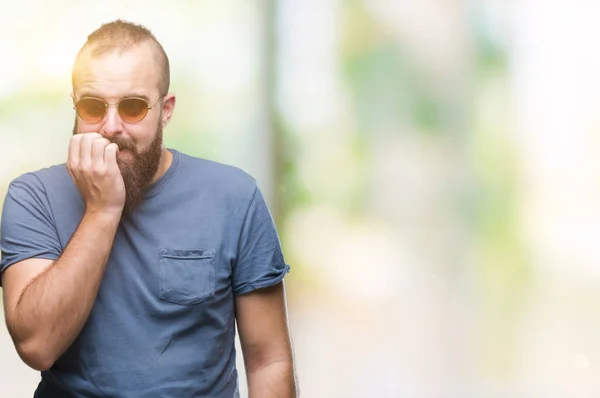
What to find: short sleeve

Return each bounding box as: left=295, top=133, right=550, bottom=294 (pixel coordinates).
left=232, top=184, right=290, bottom=296
left=0, top=174, right=62, bottom=286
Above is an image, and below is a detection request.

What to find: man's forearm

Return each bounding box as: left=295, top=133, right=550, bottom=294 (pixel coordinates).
left=8, top=210, right=121, bottom=366
left=247, top=360, right=297, bottom=398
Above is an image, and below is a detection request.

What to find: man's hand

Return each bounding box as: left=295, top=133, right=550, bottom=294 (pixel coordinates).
left=68, top=133, right=125, bottom=214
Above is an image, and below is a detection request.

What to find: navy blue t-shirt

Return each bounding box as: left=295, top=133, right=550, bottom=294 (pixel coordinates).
left=0, top=149, right=290, bottom=397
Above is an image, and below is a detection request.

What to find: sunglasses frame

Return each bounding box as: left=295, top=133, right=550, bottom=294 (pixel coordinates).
left=73, top=95, right=165, bottom=124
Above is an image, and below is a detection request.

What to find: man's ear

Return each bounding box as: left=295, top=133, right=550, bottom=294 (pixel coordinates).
left=161, top=93, right=176, bottom=127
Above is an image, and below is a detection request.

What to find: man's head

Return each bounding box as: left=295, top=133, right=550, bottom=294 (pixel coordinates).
left=71, top=19, right=176, bottom=212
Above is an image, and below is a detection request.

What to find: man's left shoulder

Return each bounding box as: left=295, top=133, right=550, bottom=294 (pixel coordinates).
left=176, top=150, right=258, bottom=194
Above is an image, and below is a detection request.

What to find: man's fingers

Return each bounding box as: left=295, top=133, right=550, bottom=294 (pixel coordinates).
left=104, top=143, right=119, bottom=170
left=78, top=133, right=102, bottom=170
left=68, top=134, right=82, bottom=170
left=91, top=137, right=110, bottom=170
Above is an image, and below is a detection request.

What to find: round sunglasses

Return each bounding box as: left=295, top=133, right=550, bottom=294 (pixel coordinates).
left=74, top=96, right=164, bottom=124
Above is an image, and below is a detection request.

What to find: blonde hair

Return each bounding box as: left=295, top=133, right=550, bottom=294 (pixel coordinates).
left=72, top=19, right=170, bottom=95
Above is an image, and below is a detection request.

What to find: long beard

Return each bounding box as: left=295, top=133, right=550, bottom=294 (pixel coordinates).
left=73, top=118, right=164, bottom=213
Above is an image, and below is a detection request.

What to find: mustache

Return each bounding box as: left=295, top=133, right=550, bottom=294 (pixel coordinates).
left=71, top=128, right=136, bottom=153
left=107, top=137, right=136, bottom=152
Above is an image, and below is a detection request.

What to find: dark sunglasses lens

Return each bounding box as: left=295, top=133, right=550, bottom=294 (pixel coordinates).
left=77, top=98, right=106, bottom=122
left=119, top=98, right=148, bottom=123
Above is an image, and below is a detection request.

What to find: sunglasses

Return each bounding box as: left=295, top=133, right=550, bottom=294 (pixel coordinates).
left=74, top=96, right=164, bottom=124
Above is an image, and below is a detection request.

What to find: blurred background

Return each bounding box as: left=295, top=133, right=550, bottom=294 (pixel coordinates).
left=2, top=0, right=600, bottom=397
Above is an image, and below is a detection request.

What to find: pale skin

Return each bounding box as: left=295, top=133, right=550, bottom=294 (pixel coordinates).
left=2, top=41, right=296, bottom=396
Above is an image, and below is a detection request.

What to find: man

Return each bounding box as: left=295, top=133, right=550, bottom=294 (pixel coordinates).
left=0, top=20, right=297, bottom=398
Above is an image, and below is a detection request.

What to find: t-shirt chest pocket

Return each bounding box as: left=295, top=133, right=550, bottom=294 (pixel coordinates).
left=158, top=248, right=216, bottom=305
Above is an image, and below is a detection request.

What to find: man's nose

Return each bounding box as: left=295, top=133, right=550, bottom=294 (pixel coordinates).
left=100, top=104, right=123, bottom=137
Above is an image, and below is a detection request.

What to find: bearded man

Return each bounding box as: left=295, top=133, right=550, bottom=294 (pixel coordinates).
left=0, top=19, right=297, bottom=398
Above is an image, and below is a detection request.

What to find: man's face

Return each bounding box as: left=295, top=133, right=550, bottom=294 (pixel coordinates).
left=72, top=43, right=171, bottom=212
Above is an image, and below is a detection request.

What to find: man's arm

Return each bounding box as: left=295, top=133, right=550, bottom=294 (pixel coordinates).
left=2, top=210, right=121, bottom=371
left=236, top=281, right=297, bottom=398
left=1, top=133, right=125, bottom=371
